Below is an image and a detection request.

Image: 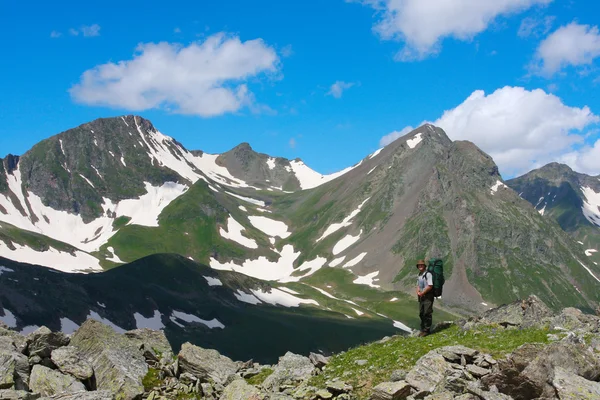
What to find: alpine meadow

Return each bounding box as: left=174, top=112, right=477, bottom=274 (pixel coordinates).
left=1, top=1, right=600, bottom=399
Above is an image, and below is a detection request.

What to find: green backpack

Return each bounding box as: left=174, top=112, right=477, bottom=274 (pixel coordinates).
left=427, top=258, right=445, bottom=297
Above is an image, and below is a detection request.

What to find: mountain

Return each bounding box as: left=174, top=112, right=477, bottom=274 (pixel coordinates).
left=0, top=253, right=428, bottom=363
left=507, top=162, right=600, bottom=267
left=1, top=117, right=600, bottom=315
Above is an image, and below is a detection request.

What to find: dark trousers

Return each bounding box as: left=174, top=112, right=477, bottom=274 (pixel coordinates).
left=419, top=295, right=434, bottom=332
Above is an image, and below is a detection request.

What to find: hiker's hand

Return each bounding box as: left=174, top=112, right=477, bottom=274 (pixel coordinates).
left=417, top=291, right=422, bottom=297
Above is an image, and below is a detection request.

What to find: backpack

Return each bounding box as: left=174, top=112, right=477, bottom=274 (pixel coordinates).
left=427, top=258, right=445, bottom=297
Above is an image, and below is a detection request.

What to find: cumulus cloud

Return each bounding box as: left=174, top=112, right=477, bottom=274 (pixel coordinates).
left=518, top=16, right=555, bottom=38
left=533, top=22, right=600, bottom=76
left=327, top=81, right=355, bottom=98
left=558, top=137, right=600, bottom=175
left=380, top=126, right=414, bottom=147
left=69, top=33, right=280, bottom=117
left=69, top=24, right=101, bottom=37
left=356, top=0, right=551, bottom=60
left=433, top=87, right=599, bottom=176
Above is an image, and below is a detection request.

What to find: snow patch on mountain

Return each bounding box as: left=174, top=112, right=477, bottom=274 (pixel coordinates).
left=0, top=241, right=102, bottom=273
left=225, top=191, right=265, bottom=206
left=219, top=216, right=258, bottom=249
left=0, top=266, right=14, bottom=275
left=329, top=256, right=346, bottom=267
left=281, top=257, right=327, bottom=282
left=343, top=252, right=368, bottom=268
left=289, top=160, right=363, bottom=190
left=267, top=158, right=276, bottom=169
left=248, top=216, right=291, bottom=239
left=581, top=186, right=600, bottom=227
left=576, top=259, right=600, bottom=283
left=87, top=311, right=125, bottom=333
left=210, top=244, right=302, bottom=281
left=407, top=133, right=423, bottom=149
left=317, top=198, right=370, bottom=242
left=134, top=310, right=165, bottom=330
left=78, top=174, right=95, bottom=188
left=60, top=318, right=79, bottom=334
left=353, top=271, right=380, bottom=288
left=490, top=180, right=508, bottom=195
left=106, top=247, right=125, bottom=264
left=277, top=287, right=299, bottom=295
left=0, top=308, right=17, bottom=328
left=369, top=148, right=383, bottom=159
left=251, top=288, right=319, bottom=308
left=204, top=276, right=223, bottom=286
left=170, top=310, right=224, bottom=329
left=332, top=230, right=363, bottom=255
left=585, top=249, right=597, bottom=256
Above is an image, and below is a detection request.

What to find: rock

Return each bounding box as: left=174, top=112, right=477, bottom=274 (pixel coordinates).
left=220, top=379, right=261, bottom=400
left=371, top=381, right=411, bottom=400
left=69, top=319, right=147, bottom=400
left=0, top=328, right=26, bottom=354
left=28, top=365, right=86, bottom=396
left=28, top=356, right=42, bottom=366
left=423, top=393, right=453, bottom=400
left=309, top=353, right=329, bottom=369
left=0, top=390, right=40, bottom=400
left=521, top=341, right=600, bottom=398
left=466, top=383, right=514, bottom=400
left=326, top=380, right=352, bottom=394
left=50, top=347, right=93, bottom=381
left=37, top=391, right=113, bottom=399
left=551, top=307, right=599, bottom=332
left=355, top=360, right=368, bottom=366
left=405, top=352, right=453, bottom=392
left=552, top=366, right=600, bottom=398
left=315, top=389, right=333, bottom=399
left=262, top=352, right=315, bottom=392
left=123, top=328, right=172, bottom=360
left=0, top=351, right=29, bottom=391
left=475, top=295, right=553, bottom=329
left=177, top=343, right=238, bottom=385
left=440, top=346, right=478, bottom=359
left=453, top=395, right=479, bottom=400
left=390, top=369, right=408, bottom=382
left=466, top=364, right=490, bottom=378
left=26, top=327, right=70, bottom=358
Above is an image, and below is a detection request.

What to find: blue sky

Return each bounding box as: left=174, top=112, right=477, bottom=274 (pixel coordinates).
left=1, top=0, right=600, bottom=177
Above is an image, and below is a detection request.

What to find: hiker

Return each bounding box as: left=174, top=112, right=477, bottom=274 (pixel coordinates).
left=416, top=259, right=434, bottom=336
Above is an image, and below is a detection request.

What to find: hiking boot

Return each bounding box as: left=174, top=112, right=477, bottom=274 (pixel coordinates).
left=418, top=331, right=427, bottom=337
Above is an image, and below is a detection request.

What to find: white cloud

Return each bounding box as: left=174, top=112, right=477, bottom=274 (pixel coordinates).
left=432, top=86, right=599, bottom=176
left=380, top=126, right=414, bottom=147
left=289, top=138, right=297, bottom=149
left=533, top=22, right=600, bottom=76
left=174, top=27, right=182, bottom=33
left=50, top=31, right=62, bottom=38
left=558, top=137, right=600, bottom=175
left=518, top=16, right=555, bottom=38
left=69, top=24, right=101, bottom=37
left=356, top=0, right=551, bottom=60
left=327, top=81, right=355, bottom=98
left=70, top=33, right=280, bottom=117
left=281, top=44, right=294, bottom=58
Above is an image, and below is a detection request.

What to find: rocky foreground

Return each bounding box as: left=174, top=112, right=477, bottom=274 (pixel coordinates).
left=0, top=295, right=599, bottom=399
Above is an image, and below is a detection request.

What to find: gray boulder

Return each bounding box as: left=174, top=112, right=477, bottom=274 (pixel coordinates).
left=50, top=347, right=93, bottom=381
left=28, top=365, right=86, bottom=396
left=371, top=381, right=411, bottom=399
left=521, top=341, right=600, bottom=398
left=69, top=319, right=147, bottom=400
left=38, top=391, right=113, bottom=400
left=0, top=390, right=40, bottom=400
left=177, top=343, right=238, bottom=385
left=466, top=295, right=553, bottom=329
left=220, top=379, right=261, bottom=400
left=262, top=352, right=315, bottom=392
left=308, top=353, right=329, bottom=369
left=405, top=352, right=454, bottom=392
left=552, top=366, right=600, bottom=399
left=26, top=327, right=70, bottom=358
left=0, top=351, right=29, bottom=391
left=124, top=328, right=172, bottom=360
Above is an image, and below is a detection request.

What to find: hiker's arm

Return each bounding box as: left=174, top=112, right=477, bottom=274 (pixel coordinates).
left=421, top=285, right=433, bottom=295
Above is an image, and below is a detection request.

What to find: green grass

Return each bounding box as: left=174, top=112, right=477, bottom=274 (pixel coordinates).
left=310, top=324, right=553, bottom=399
left=142, top=368, right=163, bottom=391
left=246, top=368, right=274, bottom=385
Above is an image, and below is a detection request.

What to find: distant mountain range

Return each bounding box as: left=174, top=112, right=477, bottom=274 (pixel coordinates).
left=1, top=115, right=600, bottom=352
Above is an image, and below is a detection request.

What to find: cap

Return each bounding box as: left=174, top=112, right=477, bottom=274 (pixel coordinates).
left=416, top=259, right=426, bottom=266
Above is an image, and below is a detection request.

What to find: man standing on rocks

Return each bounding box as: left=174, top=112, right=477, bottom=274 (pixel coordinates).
left=416, top=259, right=434, bottom=336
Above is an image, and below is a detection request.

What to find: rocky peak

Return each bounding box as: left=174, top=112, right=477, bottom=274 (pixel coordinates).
left=4, top=155, right=20, bottom=174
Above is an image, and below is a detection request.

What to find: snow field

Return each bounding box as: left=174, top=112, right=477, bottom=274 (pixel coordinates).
left=342, top=252, right=367, bottom=268
left=0, top=241, right=102, bottom=273
left=581, top=186, right=600, bottom=227
left=407, top=133, right=423, bottom=149
left=585, top=249, right=598, bottom=257
left=225, top=191, right=265, bottom=206
left=490, top=180, right=508, bottom=195
left=105, top=247, right=125, bottom=264
left=170, top=310, right=225, bottom=329
left=289, top=160, right=363, bottom=190
left=219, top=216, right=258, bottom=249
left=353, top=271, right=381, bottom=288
left=317, top=198, right=370, bottom=242
left=134, top=310, right=165, bottom=330
left=248, top=216, right=291, bottom=239
left=332, top=230, right=363, bottom=255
